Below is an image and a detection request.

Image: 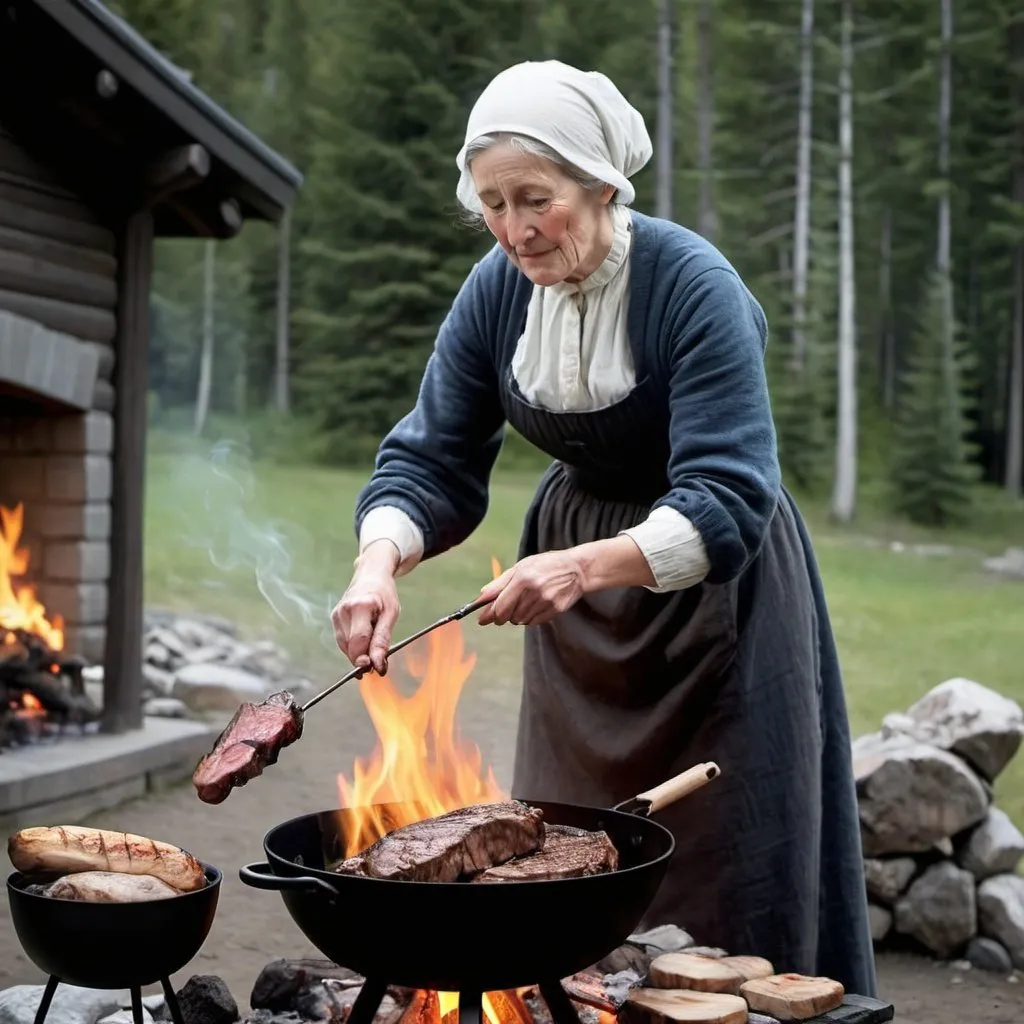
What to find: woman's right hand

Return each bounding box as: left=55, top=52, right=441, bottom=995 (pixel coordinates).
left=331, top=541, right=401, bottom=675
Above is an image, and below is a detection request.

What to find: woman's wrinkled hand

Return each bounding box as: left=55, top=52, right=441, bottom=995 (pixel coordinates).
left=331, top=544, right=401, bottom=675
left=476, top=550, right=586, bottom=627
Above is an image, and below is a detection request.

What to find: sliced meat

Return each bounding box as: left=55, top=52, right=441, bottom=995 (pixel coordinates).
left=192, top=690, right=303, bottom=804
left=332, top=801, right=545, bottom=882
left=472, top=823, right=619, bottom=882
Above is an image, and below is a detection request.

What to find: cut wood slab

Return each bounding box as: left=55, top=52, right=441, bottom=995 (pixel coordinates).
left=649, top=954, right=745, bottom=995
left=739, top=975, right=844, bottom=1021
left=717, top=957, right=774, bottom=983
left=620, top=987, right=749, bottom=1024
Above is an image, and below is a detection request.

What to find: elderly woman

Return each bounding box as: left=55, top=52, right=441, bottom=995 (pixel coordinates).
left=332, top=60, right=876, bottom=996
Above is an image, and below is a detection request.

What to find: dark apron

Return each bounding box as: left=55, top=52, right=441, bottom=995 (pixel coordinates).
left=500, top=366, right=877, bottom=997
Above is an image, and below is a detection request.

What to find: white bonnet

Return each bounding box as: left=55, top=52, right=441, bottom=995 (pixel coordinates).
left=455, top=60, right=653, bottom=214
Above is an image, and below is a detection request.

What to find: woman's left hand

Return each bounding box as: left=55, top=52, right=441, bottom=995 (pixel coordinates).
left=477, top=550, right=586, bottom=627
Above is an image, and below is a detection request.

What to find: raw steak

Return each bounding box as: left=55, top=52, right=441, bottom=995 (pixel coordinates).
left=192, top=690, right=303, bottom=804
left=472, top=823, right=619, bottom=882
left=332, top=801, right=545, bottom=882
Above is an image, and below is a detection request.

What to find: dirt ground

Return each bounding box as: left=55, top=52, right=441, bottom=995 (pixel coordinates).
left=1, top=676, right=1022, bottom=1024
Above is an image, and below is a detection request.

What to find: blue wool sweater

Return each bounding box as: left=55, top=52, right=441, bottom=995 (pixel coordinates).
left=353, top=210, right=782, bottom=585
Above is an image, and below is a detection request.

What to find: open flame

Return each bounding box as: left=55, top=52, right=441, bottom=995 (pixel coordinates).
left=1, top=503, right=64, bottom=651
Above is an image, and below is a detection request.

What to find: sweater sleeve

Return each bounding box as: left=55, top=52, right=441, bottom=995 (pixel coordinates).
left=353, top=258, right=506, bottom=561
left=652, top=266, right=781, bottom=584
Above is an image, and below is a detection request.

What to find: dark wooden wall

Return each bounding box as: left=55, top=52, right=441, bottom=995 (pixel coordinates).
left=0, top=118, right=118, bottom=410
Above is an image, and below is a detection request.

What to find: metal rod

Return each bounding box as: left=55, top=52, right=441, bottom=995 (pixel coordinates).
left=300, top=596, right=494, bottom=712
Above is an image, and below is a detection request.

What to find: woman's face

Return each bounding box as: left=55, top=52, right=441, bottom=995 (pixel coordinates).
left=470, top=144, right=616, bottom=287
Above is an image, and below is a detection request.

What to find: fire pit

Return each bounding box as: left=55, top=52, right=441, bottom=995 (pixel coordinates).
left=6, top=861, right=222, bottom=1024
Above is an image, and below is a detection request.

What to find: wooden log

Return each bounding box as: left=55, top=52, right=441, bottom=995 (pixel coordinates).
left=620, top=988, right=748, bottom=1024
left=170, top=194, right=243, bottom=239
left=0, top=197, right=115, bottom=253
left=102, top=209, right=152, bottom=734
left=0, top=287, right=115, bottom=343
left=740, top=975, right=845, bottom=1021
left=0, top=224, right=117, bottom=278
left=0, top=177, right=100, bottom=226
left=145, top=144, right=210, bottom=201
left=0, top=248, right=116, bottom=308
left=82, top=341, right=115, bottom=380
left=0, top=133, right=77, bottom=198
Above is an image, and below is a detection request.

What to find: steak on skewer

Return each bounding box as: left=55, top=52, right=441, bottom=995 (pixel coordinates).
left=192, top=690, right=304, bottom=804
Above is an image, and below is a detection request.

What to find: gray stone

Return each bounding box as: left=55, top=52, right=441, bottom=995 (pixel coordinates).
left=958, top=808, right=1024, bottom=880
left=864, top=856, right=917, bottom=905
left=978, top=874, right=1024, bottom=969
left=146, top=627, right=189, bottom=660
left=748, top=1016, right=781, bottom=1024
left=172, top=663, right=270, bottom=711
left=627, top=924, right=694, bottom=954
left=98, top=1011, right=154, bottom=1024
left=884, top=678, right=1024, bottom=781
left=172, top=616, right=235, bottom=649
left=595, top=944, right=652, bottom=977
left=868, top=903, right=893, bottom=942
left=853, top=732, right=990, bottom=854
left=175, top=975, right=238, bottom=1024
left=143, top=697, right=191, bottom=719
left=967, top=936, right=1014, bottom=974
left=983, top=547, right=1024, bottom=581
left=142, top=663, right=176, bottom=697
left=0, top=984, right=128, bottom=1024
left=893, top=860, right=976, bottom=957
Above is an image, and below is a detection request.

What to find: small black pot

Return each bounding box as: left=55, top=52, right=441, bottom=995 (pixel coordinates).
left=6, top=863, right=222, bottom=989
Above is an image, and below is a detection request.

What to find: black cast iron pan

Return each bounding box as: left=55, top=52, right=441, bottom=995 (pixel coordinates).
left=239, top=762, right=720, bottom=997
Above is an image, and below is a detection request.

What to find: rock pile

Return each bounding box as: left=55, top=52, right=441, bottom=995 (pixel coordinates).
left=81, top=609, right=314, bottom=722
left=855, top=677, right=1024, bottom=972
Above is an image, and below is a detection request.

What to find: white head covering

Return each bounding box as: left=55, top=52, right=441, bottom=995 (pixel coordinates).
left=455, top=60, right=653, bottom=214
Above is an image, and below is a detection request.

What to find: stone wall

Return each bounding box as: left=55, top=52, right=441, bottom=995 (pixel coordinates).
left=0, top=405, right=113, bottom=664
left=854, top=677, right=1024, bottom=972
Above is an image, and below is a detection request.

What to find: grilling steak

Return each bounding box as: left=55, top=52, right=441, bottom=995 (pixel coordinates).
left=192, top=690, right=304, bottom=804
left=333, top=801, right=546, bottom=882
left=472, top=823, right=619, bottom=882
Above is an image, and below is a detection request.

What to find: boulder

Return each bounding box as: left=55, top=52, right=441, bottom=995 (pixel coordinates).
left=853, top=733, right=990, bottom=855
left=983, top=547, right=1024, bottom=581
left=863, top=857, right=917, bottom=905
left=958, top=808, right=1024, bottom=881
left=627, top=924, right=694, bottom=955
left=172, top=663, right=270, bottom=711
left=0, top=986, right=129, bottom=1024
left=893, top=861, right=976, bottom=958
left=868, top=904, right=893, bottom=943
left=977, top=874, right=1024, bottom=970
left=966, top=936, right=1014, bottom=974
left=883, top=678, right=1024, bottom=781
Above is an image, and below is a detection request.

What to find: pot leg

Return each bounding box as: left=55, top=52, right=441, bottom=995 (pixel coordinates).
left=347, top=978, right=388, bottom=1024
left=538, top=982, right=582, bottom=1024
left=160, top=977, right=185, bottom=1024
left=129, top=988, right=146, bottom=1024
left=458, top=992, right=484, bottom=1024
left=32, top=976, right=60, bottom=1024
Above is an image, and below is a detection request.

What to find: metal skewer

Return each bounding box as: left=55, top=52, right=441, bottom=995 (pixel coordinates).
left=300, top=595, right=495, bottom=712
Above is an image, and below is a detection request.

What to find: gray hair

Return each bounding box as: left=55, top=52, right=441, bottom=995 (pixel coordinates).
left=458, top=132, right=613, bottom=229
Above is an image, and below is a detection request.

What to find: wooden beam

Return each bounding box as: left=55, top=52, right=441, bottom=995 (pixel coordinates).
left=0, top=195, right=115, bottom=251
left=0, top=248, right=116, bottom=308
left=169, top=193, right=243, bottom=239
left=101, top=208, right=153, bottom=734
left=0, top=286, right=115, bottom=342
left=0, top=223, right=117, bottom=277
left=144, top=143, right=210, bottom=203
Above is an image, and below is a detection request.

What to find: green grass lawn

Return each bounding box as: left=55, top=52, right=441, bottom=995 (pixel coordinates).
left=143, top=439, right=1024, bottom=822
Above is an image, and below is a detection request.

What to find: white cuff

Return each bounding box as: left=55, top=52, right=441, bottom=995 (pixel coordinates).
left=619, top=505, right=710, bottom=593
left=358, top=506, right=425, bottom=578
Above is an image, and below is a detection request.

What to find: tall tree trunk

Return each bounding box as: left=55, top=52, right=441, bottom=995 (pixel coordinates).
left=831, top=0, right=857, bottom=523
left=696, top=0, right=717, bottom=240
left=275, top=205, right=292, bottom=414
left=194, top=239, right=215, bottom=435
left=655, top=0, right=674, bottom=221
left=937, top=0, right=956, bottom=416
left=1005, top=19, right=1024, bottom=498
left=879, top=209, right=896, bottom=410
left=790, top=0, right=815, bottom=370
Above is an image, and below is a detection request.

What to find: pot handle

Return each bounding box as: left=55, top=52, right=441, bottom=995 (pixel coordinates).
left=616, top=761, right=721, bottom=816
left=239, top=861, right=340, bottom=898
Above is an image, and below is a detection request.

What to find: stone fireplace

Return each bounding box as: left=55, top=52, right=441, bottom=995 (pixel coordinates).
left=0, top=310, right=115, bottom=665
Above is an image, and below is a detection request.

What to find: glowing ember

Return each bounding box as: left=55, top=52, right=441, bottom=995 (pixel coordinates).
left=0, top=503, right=64, bottom=651
left=13, top=692, right=46, bottom=718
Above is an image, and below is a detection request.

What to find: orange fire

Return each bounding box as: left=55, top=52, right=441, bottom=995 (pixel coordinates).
left=0, top=503, right=64, bottom=651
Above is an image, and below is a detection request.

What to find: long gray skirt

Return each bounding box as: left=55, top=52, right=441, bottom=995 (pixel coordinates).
left=510, top=462, right=877, bottom=997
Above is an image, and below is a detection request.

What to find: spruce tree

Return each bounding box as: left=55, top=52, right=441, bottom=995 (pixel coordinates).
left=889, top=269, right=980, bottom=525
